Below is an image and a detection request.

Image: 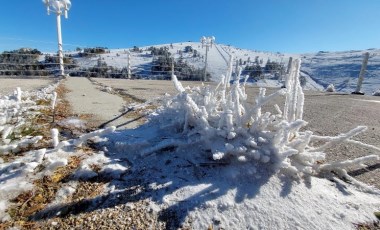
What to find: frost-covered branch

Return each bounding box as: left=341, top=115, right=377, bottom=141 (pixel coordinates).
left=309, top=126, right=367, bottom=152
left=319, top=155, right=380, bottom=172
left=73, top=126, right=116, bottom=147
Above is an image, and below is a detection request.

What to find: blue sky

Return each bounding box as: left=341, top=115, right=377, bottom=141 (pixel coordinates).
left=0, top=0, right=379, bottom=53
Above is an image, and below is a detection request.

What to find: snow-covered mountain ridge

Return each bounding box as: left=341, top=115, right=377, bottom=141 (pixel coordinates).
left=66, top=42, right=380, bottom=95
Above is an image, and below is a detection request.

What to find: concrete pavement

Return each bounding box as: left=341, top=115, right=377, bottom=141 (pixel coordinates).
left=63, top=77, right=140, bottom=129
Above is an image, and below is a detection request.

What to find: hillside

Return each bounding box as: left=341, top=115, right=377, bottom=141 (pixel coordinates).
left=64, top=42, right=379, bottom=94
left=2, top=42, right=379, bottom=95
left=301, top=49, right=380, bottom=95
left=70, top=42, right=296, bottom=83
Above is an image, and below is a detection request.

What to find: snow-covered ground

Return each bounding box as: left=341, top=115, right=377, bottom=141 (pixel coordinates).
left=301, top=49, right=380, bottom=95
left=1, top=61, right=379, bottom=229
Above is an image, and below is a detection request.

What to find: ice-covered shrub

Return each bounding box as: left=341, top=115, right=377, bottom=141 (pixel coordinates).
left=148, top=58, right=380, bottom=191
left=373, top=89, right=380, bottom=96
left=325, top=84, right=335, bottom=92
left=0, top=84, right=59, bottom=154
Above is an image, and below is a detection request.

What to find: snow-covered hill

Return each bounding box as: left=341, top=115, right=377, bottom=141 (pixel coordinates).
left=301, top=49, right=380, bottom=95
left=64, top=43, right=380, bottom=95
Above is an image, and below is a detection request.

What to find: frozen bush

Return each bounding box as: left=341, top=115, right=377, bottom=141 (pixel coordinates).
left=325, top=84, right=335, bottom=92
left=147, top=57, right=380, bottom=191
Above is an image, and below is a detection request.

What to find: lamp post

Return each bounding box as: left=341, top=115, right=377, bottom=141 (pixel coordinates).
left=43, top=0, right=71, bottom=77
left=200, top=36, right=215, bottom=81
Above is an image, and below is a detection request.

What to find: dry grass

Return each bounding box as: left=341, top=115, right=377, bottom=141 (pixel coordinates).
left=1, top=79, right=162, bottom=229
left=4, top=156, right=82, bottom=225
left=354, top=221, right=380, bottom=230
left=0, top=82, right=106, bottom=229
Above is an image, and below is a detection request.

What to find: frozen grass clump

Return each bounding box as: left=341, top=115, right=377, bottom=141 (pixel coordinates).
left=325, top=84, right=335, bottom=92
left=149, top=58, right=380, bottom=192
left=373, top=89, right=380, bottom=96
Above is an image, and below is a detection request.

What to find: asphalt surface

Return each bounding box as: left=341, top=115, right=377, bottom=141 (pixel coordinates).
left=302, top=92, right=380, bottom=188
left=0, top=77, right=55, bottom=96
left=63, top=77, right=134, bottom=129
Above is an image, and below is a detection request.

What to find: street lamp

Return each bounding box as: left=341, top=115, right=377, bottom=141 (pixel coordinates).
left=43, top=0, right=71, bottom=77
left=200, top=36, right=215, bottom=81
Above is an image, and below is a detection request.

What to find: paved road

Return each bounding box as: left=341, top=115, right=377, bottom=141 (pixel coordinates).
left=0, top=77, right=55, bottom=96
left=63, top=77, right=139, bottom=129
left=303, top=92, right=380, bottom=188
left=93, top=78, right=214, bottom=102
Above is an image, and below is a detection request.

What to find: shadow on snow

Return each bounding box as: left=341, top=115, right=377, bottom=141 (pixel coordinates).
left=27, top=120, right=363, bottom=229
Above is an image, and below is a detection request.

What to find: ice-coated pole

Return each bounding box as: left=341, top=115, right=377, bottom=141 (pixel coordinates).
left=353, top=52, right=370, bottom=95
left=56, top=13, right=65, bottom=76
left=43, top=0, right=71, bottom=77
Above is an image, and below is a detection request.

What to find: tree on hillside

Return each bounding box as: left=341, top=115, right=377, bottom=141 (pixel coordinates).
left=265, top=60, right=285, bottom=76
left=244, top=64, right=262, bottom=80
left=184, top=46, right=193, bottom=53
left=0, top=48, right=48, bottom=76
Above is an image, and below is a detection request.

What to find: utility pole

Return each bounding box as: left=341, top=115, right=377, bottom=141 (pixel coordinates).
left=200, top=36, right=215, bottom=82
left=43, top=0, right=71, bottom=77
left=352, top=52, right=370, bottom=95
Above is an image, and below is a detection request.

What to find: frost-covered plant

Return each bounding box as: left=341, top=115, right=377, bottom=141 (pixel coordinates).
left=325, top=84, right=335, bottom=92
left=0, top=85, right=59, bottom=154
left=14, top=87, right=22, bottom=102
left=51, top=128, right=59, bottom=148
left=150, top=57, right=379, bottom=191
left=373, top=89, right=380, bottom=96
